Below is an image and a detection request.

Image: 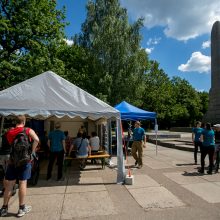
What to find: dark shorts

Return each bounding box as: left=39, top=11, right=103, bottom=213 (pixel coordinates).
left=5, top=163, right=32, bottom=181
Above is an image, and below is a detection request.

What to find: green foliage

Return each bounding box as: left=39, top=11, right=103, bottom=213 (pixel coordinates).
left=0, top=0, right=66, bottom=89
left=142, top=61, right=174, bottom=121
left=141, top=61, right=208, bottom=127
left=170, top=77, right=202, bottom=125
left=76, top=0, right=148, bottom=105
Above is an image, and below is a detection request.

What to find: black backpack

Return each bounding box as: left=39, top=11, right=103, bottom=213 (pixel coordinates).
left=10, top=128, right=32, bottom=167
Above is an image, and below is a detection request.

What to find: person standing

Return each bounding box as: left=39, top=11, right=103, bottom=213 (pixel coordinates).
left=47, top=122, right=66, bottom=181
left=0, top=115, right=39, bottom=217
left=199, top=123, right=215, bottom=174
left=192, top=121, right=203, bottom=164
left=131, top=121, right=146, bottom=169
left=213, top=124, right=220, bottom=173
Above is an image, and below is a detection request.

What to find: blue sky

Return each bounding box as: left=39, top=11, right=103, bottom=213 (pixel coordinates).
left=57, top=0, right=220, bottom=92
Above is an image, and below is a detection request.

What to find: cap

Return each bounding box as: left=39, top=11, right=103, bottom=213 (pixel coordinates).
left=213, top=124, right=220, bottom=128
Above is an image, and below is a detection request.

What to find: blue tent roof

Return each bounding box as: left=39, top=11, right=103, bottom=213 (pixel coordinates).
left=114, top=101, right=156, bottom=121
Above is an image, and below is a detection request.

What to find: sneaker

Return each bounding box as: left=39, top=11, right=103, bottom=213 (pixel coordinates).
left=138, top=165, right=143, bottom=169
left=207, top=170, right=212, bottom=175
left=79, top=164, right=84, bottom=170
left=17, top=205, right=32, bottom=217
left=57, top=177, right=65, bottom=181
left=198, top=169, right=204, bottom=174
left=0, top=207, right=8, bottom=217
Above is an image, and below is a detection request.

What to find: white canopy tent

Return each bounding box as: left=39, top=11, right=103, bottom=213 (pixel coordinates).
left=0, top=71, right=125, bottom=183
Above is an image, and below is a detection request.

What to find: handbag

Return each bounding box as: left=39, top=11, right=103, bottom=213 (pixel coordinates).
left=77, top=138, right=84, bottom=153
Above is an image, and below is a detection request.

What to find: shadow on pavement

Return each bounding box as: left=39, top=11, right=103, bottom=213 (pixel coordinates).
left=182, top=171, right=205, bottom=176
left=176, top=163, right=196, bottom=166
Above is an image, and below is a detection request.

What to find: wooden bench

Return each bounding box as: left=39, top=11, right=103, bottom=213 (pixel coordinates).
left=64, top=152, right=110, bottom=171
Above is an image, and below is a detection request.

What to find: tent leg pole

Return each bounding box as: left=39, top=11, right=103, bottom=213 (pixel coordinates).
left=0, top=116, right=5, bottom=148
left=155, top=119, right=158, bottom=156
left=116, top=118, right=125, bottom=184
left=0, top=116, right=4, bottom=135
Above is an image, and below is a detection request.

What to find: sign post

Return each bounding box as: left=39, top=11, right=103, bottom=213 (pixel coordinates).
left=155, top=122, right=158, bottom=156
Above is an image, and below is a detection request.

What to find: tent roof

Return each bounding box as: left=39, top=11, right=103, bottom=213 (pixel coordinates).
left=115, top=101, right=156, bottom=121
left=0, top=71, right=120, bottom=120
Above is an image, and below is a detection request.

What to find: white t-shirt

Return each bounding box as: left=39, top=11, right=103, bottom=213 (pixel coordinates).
left=89, top=136, right=100, bottom=151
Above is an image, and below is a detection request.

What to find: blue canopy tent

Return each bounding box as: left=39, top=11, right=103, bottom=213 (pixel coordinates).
left=114, top=101, right=156, bottom=121
left=114, top=101, right=158, bottom=155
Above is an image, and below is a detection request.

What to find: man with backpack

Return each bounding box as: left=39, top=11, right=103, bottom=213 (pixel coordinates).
left=0, top=115, right=39, bottom=217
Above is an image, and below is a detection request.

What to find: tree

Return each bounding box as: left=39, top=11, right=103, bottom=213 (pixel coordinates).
left=76, top=0, right=148, bottom=105
left=142, top=61, right=174, bottom=126
left=170, top=77, right=202, bottom=126
left=0, top=0, right=66, bottom=89
left=198, top=91, right=209, bottom=116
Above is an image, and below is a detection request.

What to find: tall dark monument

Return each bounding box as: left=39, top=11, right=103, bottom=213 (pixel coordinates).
left=204, top=21, right=220, bottom=123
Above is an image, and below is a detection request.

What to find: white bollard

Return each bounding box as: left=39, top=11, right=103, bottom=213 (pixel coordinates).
left=125, top=175, right=134, bottom=185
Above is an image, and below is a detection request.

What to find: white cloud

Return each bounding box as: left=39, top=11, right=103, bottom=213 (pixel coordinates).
left=120, top=0, right=220, bottom=41
left=178, top=52, right=211, bottom=73
left=145, top=47, right=154, bottom=54
left=202, top=40, right=211, bottom=49
left=64, top=38, right=74, bottom=46
left=147, top=37, right=161, bottom=46
left=196, top=89, right=205, bottom=92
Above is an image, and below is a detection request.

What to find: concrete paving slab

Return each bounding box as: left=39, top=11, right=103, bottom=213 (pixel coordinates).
left=66, top=177, right=106, bottom=193
left=214, top=182, right=220, bottom=187
left=1, top=212, right=60, bottom=220
left=143, top=158, right=173, bottom=169
left=62, top=191, right=117, bottom=219
left=183, top=182, right=220, bottom=203
left=125, top=174, right=160, bottom=189
left=163, top=172, right=207, bottom=185
left=200, top=173, right=220, bottom=182
left=128, top=186, right=185, bottom=210
left=27, top=185, right=66, bottom=195
left=7, top=194, right=64, bottom=219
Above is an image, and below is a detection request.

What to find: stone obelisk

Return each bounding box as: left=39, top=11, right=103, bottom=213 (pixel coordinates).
left=204, top=21, right=220, bottom=123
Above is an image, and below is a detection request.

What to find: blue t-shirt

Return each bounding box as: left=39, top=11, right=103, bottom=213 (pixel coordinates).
left=73, top=137, right=89, bottom=157
left=133, top=127, right=145, bottom=141
left=202, top=129, right=215, bottom=147
left=48, top=130, right=65, bottom=152
left=192, top=127, right=203, bottom=142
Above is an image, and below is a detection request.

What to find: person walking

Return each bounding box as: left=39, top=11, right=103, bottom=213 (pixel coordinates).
left=47, top=122, right=66, bottom=181
left=199, top=123, right=215, bottom=175
left=131, top=121, right=146, bottom=169
left=192, top=121, right=203, bottom=164
left=0, top=115, right=39, bottom=217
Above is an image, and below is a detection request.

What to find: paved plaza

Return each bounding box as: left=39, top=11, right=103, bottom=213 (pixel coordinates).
left=1, top=143, right=220, bottom=220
